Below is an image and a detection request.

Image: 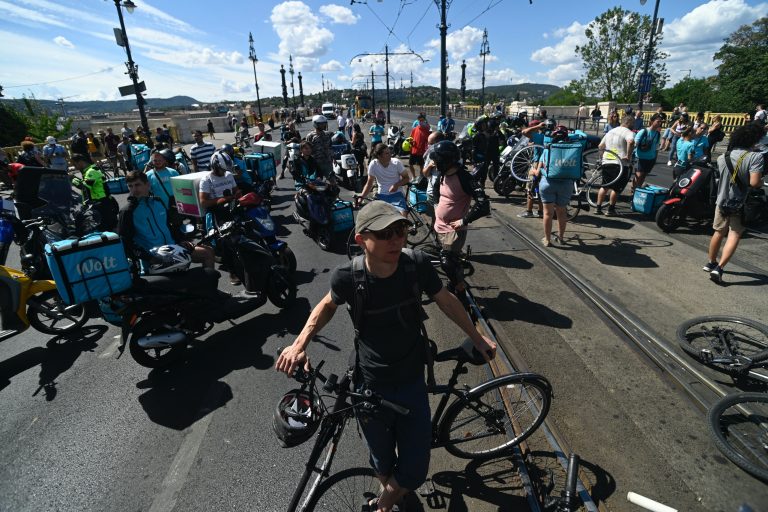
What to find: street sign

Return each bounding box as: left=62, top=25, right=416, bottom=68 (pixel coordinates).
left=118, top=81, right=146, bottom=97
left=113, top=28, right=126, bottom=47
left=639, top=73, right=653, bottom=94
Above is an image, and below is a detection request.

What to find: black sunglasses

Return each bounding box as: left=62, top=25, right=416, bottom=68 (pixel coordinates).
left=364, top=223, right=409, bottom=240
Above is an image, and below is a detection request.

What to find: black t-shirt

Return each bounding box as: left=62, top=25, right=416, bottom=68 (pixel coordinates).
left=330, top=250, right=443, bottom=385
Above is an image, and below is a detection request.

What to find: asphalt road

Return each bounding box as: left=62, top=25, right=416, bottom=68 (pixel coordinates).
left=1, top=119, right=766, bottom=511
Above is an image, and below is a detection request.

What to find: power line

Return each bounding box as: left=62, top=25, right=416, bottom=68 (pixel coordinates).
left=4, top=67, right=114, bottom=89
left=365, top=2, right=407, bottom=47
left=459, top=0, right=507, bottom=30
left=407, top=0, right=435, bottom=42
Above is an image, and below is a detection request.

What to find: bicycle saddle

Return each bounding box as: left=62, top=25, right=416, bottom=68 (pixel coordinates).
left=434, top=338, right=488, bottom=366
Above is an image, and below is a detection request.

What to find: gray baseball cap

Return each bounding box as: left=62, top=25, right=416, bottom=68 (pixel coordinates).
left=355, top=200, right=411, bottom=233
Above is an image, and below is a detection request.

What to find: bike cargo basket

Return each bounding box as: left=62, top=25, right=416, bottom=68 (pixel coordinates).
left=332, top=200, right=354, bottom=232
left=244, top=153, right=277, bottom=180
left=543, top=142, right=583, bottom=180
left=44, top=232, right=133, bottom=305
left=407, top=187, right=429, bottom=211
left=105, top=176, right=128, bottom=194
left=631, top=185, right=669, bottom=215
left=130, top=144, right=151, bottom=171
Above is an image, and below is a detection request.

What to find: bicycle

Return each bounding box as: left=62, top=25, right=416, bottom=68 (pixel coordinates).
left=283, top=339, right=552, bottom=511
left=707, top=391, right=768, bottom=483
left=676, top=315, right=768, bottom=384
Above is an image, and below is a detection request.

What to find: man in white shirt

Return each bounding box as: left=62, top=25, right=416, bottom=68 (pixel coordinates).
left=595, top=116, right=635, bottom=216
left=754, top=104, right=766, bottom=126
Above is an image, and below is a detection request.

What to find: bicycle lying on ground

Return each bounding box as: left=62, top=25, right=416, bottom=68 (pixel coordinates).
left=283, top=339, right=552, bottom=512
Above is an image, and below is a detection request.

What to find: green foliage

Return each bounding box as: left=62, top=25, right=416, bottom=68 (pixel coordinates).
left=712, top=17, right=768, bottom=112
left=0, top=104, right=28, bottom=147
left=656, top=77, right=718, bottom=112
left=541, top=81, right=598, bottom=106
left=574, top=7, right=668, bottom=102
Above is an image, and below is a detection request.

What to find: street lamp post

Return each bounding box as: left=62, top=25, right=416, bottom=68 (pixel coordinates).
left=479, top=29, right=490, bottom=110
left=111, top=0, right=151, bottom=148
left=289, top=54, right=296, bottom=109
left=248, top=32, right=263, bottom=120
left=638, top=0, right=661, bottom=111
left=460, top=60, right=467, bottom=102
left=280, top=65, right=289, bottom=108
left=298, top=72, right=304, bottom=108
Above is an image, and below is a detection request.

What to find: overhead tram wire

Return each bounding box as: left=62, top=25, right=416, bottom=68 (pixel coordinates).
left=4, top=67, right=114, bottom=89
left=458, top=0, right=508, bottom=31
left=365, top=2, right=408, bottom=47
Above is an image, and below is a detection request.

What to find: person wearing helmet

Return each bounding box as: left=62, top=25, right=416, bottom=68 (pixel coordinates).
left=471, top=114, right=501, bottom=187
left=531, top=126, right=575, bottom=246
left=42, top=136, right=68, bottom=170
left=146, top=149, right=180, bottom=210
left=118, top=171, right=214, bottom=272
left=276, top=200, right=496, bottom=512
left=431, top=140, right=490, bottom=301
left=307, top=115, right=334, bottom=180
left=199, top=152, right=239, bottom=213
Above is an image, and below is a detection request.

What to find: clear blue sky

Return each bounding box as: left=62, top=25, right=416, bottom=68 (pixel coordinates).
left=0, top=0, right=766, bottom=104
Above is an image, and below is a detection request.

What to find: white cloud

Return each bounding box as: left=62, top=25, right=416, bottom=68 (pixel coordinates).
left=221, top=79, right=252, bottom=94
left=319, top=4, right=360, bottom=24
left=539, top=62, right=582, bottom=85
left=530, top=21, right=587, bottom=65
left=53, top=36, right=74, bottom=48
left=425, top=27, right=484, bottom=63
left=320, top=60, right=343, bottom=71
left=133, top=1, right=198, bottom=34
left=270, top=1, right=334, bottom=59
left=663, top=0, right=768, bottom=46
left=0, top=0, right=68, bottom=28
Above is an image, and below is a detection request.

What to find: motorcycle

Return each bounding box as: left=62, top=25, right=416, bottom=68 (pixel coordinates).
left=492, top=134, right=531, bottom=197
left=237, top=192, right=297, bottom=274
left=111, top=266, right=269, bottom=368
left=331, top=143, right=360, bottom=192
left=293, top=179, right=353, bottom=251
left=655, top=160, right=718, bottom=232
left=386, top=124, right=408, bottom=156
left=0, top=213, right=88, bottom=342
left=207, top=200, right=297, bottom=303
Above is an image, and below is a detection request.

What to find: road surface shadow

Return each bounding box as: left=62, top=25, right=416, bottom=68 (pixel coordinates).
left=479, top=290, right=572, bottom=329
left=471, top=252, right=534, bottom=270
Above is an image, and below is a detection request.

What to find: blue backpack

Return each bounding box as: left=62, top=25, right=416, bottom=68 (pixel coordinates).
left=543, top=142, right=583, bottom=180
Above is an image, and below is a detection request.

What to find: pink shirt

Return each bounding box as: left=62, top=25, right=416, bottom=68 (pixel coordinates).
left=434, top=173, right=471, bottom=234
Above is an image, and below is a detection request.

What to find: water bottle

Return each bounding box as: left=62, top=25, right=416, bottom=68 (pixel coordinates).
left=0, top=217, right=14, bottom=266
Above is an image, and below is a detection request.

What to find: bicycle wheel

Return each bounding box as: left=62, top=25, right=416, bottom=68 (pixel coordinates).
left=509, top=145, right=544, bottom=182
left=582, top=148, right=623, bottom=187
left=304, top=467, right=381, bottom=511
left=406, top=202, right=434, bottom=247
left=555, top=184, right=582, bottom=222
left=439, top=373, right=551, bottom=459
left=707, top=392, right=768, bottom=483
left=676, top=316, right=768, bottom=371
left=493, top=166, right=517, bottom=197
left=288, top=421, right=340, bottom=512
left=584, top=177, right=608, bottom=209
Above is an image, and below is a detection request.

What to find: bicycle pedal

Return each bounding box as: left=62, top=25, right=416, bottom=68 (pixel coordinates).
left=416, top=478, right=436, bottom=497
left=700, top=348, right=714, bottom=363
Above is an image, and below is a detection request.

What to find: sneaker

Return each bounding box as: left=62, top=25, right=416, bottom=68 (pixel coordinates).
left=605, top=207, right=617, bottom=217
left=710, top=266, right=724, bottom=284
left=541, top=237, right=552, bottom=247
left=667, top=161, right=673, bottom=166
left=594, top=207, right=604, bottom=216
left=230, top=274, right=242, bottom=286
left=702, top=261, right=718, bottom=272
left=517, top=211, right=536, bottom=218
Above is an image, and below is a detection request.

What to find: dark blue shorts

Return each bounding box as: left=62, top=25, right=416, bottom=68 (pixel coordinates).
left=356, top=378, right=431, bottom=491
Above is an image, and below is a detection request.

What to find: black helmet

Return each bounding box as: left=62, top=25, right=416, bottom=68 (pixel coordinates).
left=272, top=389, right=323, bottom=448
left=542, top=119, right=556, bottom=132
left=431, top=140, right=461, bottom=173
left=158, top=148, right=175, bottom=165
left=220, top=143, right=235, bottom=158
left=474, top=115, right=489, bottom=129
left=331, top=132, right=346, bottom=145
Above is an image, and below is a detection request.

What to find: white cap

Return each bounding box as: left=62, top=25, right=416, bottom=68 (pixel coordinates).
left=46, top=136, right=56, bottom=144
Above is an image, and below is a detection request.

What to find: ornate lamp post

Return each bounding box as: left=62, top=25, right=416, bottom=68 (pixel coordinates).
left=248, top=32, right=263, bottom=119
left=298, top=72, right=304, bottom=107
left=479, top=29, right=490, bottom=109
left=280, top=65, right=289, bottom=108
left=289, top=54, right=296, bottom=109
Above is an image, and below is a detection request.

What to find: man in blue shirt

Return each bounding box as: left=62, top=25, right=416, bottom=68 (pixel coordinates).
left=368, top=119, right=385, bottom=159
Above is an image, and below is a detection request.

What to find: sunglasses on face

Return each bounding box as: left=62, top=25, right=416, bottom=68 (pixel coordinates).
left=364, top=223, right=408, bottom=240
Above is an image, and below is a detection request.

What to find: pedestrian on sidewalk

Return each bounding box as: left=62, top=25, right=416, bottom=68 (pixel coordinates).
left=207, top=119, right=216, bottom=140
left=703, top=124, right=765, bottom=284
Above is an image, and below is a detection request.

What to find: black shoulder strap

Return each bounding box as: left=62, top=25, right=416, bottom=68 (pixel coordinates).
left=401, top=248, right=435, bottom=387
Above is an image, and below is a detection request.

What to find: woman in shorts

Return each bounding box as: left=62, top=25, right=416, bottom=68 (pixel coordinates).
left=533, top=127, right=574, bottom=246
left=357, top=143, right=410, bottom=213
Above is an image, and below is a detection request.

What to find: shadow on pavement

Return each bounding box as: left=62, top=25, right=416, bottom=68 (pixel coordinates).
left=136, top=298, right=311, bottom=430
left=715, top=270, right=768, bottom=287
left=0, top=325, right=106, bottom=401
left=471, top=252, right=534, bottom=270
left=565, top=234, right=663, bottom=268
left=479, top=290, right=572, bottom=329
left=429, top=457, right=530, bottom=511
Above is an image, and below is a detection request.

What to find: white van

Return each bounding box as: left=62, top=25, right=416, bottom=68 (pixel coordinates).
left=321, top=103, right=335, bottom=119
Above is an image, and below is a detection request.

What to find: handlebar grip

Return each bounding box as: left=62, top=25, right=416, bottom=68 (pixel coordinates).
left=380, top=399, right=410, bottom=416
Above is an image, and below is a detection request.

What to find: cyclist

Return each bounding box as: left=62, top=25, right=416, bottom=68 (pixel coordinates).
left=276, top=200, right=496, bottom=512
left=595, top=115, right=635, bottom=216
left=357, top=143, right=411, bottom=213
left=431, top=140, right=490, bottom=302
left=368, top=119, right=385, bottom=161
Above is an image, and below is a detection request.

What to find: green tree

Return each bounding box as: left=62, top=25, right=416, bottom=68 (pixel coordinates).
left=541, top=81, right=597, bottom=106
left=658, top=77, right=718, bottom=112
left=20, top=98, right=72, bottom=142
left=712, top=17, right=768, bottom=112
left=0, top=103, right=28, bottom=147
left=574, top=7, right=668, bottom=102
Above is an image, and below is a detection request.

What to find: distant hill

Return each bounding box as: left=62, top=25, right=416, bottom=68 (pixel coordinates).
left=0, top=96, right=201, bottom=116
left=480, top=83, right=562, bottom=101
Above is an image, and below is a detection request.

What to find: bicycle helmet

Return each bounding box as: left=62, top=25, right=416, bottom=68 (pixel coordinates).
left=146, top=244, right=192, bottom=274
left=518, top=109, right=528, bottom=117
left=331, top=132, right=346, bottom=145
left=272, top=388, right=323, bottom=448
left=158, top=148, right=175, bottom=166
left=210, top=151, right=233, bottom=174
left=474, top=115, right=489, bottom=129
left=542, top=118, right=556, bottom=132
left=220, top=143, right=235, bottom=159
left=431, top=140, right=461, bottom=173
left=550, top=125, right=570, bottom=143
left=401, top=137, right=412, bottom=153
left=312, top=115, right=328, bottom=130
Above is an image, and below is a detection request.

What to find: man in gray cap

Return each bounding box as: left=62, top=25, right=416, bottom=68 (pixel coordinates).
left=276, top=200, right=496, bottom=512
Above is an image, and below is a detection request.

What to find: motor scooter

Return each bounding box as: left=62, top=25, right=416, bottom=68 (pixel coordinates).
left=655, top=160, right=718, bottom=232
left=387, top=124, right=408, bottom=156
left=237, top=192, right=297, bottom=274
left=331, top=143, right=360, bottom=192
left=293, top=179, right=353, bottom=251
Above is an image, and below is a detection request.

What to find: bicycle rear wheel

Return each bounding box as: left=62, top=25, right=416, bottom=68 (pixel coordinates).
left=304, top=467, right=380, bottom=511
left=439, top=373, right=551, bottom=459
left=584, top=177, right=608, bottom=209
left=676, top=316, right=768, bottom=372
left=509, top=145, right=544, bottom=182
left=707, top=392, right=768, bottom=483
left=582, top=148, right=623, bottom=187
left=406, top=202, right=434, bottom=247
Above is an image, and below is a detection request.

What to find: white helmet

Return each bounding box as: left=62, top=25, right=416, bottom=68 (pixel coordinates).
left=146, top=244, right=192, bottom=274
left=312, top=115, right=328, bottom=130
left=210, top=151, right=233, bottom=173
